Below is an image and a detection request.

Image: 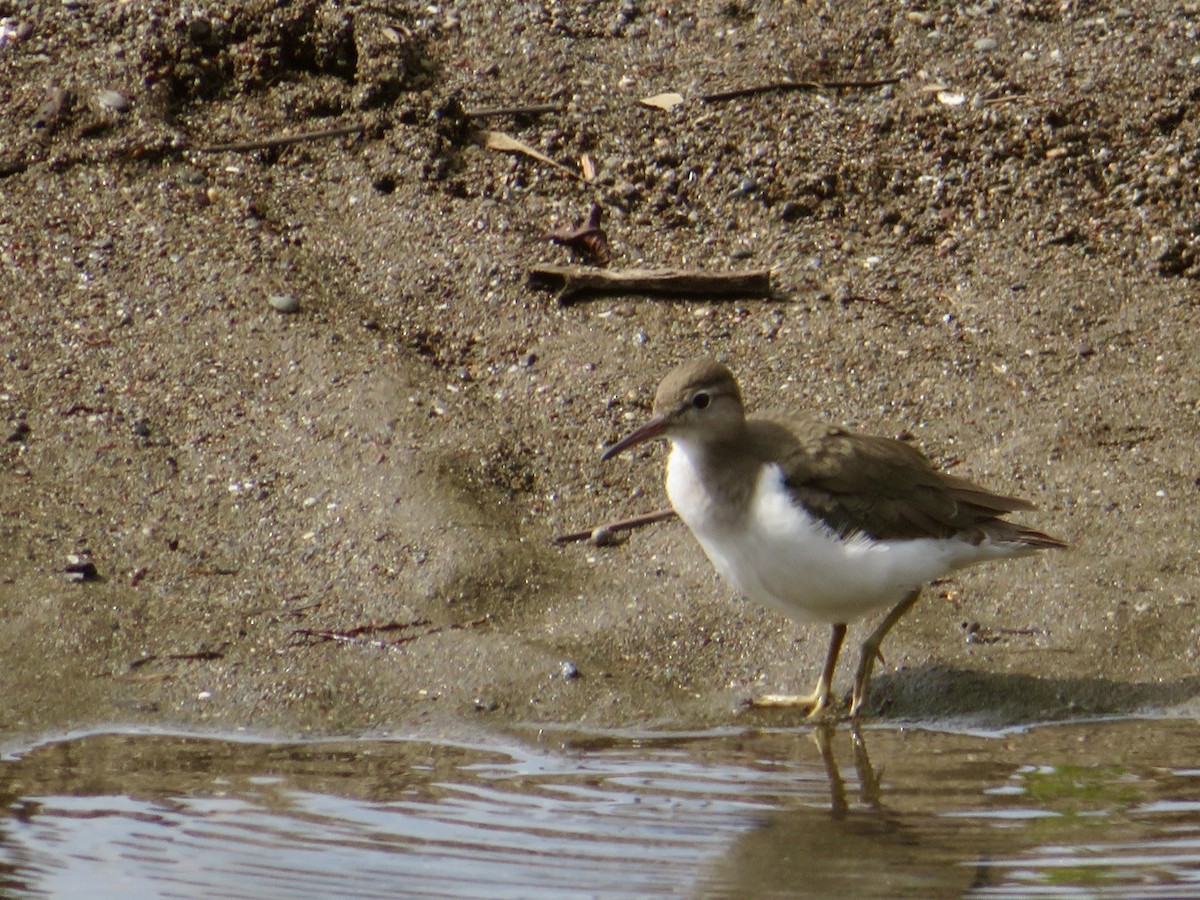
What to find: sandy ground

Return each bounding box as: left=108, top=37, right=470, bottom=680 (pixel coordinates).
left=2, top=1, right=1199, bottom=741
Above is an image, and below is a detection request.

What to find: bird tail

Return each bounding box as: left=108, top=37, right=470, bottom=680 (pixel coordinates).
left=986, top=521, right=1069, bottom=551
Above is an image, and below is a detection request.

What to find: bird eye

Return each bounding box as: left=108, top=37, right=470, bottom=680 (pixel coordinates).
left=692, top=392, right=711, bottom=410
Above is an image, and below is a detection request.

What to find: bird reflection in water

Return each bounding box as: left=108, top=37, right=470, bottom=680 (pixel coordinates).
left=700, top=724, right=983, bottom=898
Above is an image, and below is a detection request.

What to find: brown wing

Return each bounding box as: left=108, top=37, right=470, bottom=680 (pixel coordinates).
left=754, top=418, right=1064, bottom=547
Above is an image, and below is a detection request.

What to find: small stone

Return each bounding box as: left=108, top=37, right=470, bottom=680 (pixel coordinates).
left=32, top=86, right=69, bottom=130
left=780, top=200, right=814, bottom=222
left=559, top=660, right=581, bottom=679
left=268, top=293, right=300, bottom=314
left=6, top=420, right=30, bottom=442
left=877, top=208, right=902, bottom=227
left=187, top=17, right=212, bottom=42
left=96, top=89, right=130, bottom=113
left=974, top=37, right=998, bottom=52
left=65, top=554, right=100, bottom=583
left=1075, top=340, right=1096, bottom=358
left=590, top=526, right=627, bottom=547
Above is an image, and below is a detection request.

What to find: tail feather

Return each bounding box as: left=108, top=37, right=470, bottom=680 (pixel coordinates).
left=984, top=520, right=1069, bottom=551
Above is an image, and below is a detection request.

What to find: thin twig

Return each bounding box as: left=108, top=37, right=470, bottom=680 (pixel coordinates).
left=982, top=94, right=1033, bottom=107
left=288, top=615, right=491, bottom=651
left=197, top=123, right=365, bottom=153
left=700, top=76, right=899, bottom=104
left=555, top=508, right=678, bottom=545
left=390, top=616, right=490, bottom=645
left=129, top=647, right=228, bottom=669
left=466, top=103, right=563, bottom=119
left=332, top=618, right=432, bottom=637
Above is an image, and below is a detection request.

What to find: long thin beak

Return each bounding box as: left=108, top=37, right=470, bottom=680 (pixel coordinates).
left=600, top=415, right=670, bottom=461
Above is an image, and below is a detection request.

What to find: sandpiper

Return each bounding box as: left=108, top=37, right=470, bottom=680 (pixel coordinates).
left=602, top=358, right=1066, bottom=717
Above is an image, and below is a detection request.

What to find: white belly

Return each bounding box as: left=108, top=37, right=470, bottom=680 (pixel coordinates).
left=665, top=446, right=1016, bottom=625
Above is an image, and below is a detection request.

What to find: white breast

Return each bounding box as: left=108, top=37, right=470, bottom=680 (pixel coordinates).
left=665, top=442, right=1018, bottom=625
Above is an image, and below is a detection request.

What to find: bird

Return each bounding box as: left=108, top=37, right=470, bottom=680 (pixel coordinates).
left=600, top=358, right=1067, bottom=717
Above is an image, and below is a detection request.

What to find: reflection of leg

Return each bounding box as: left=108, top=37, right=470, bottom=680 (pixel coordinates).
left=813, top=722, right=847, bottom=819
left=751, top=623, right=847, bottom=717
left=850, top=589, right=921, bottom=717
left=850, top=725, right=881, bottom=810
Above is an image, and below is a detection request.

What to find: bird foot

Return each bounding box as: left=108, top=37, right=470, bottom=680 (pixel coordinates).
left=748, top=692, right=837, bottom=719
left=848, top=692, right=868, bottom=719
left=849, top=653, right=880, bottom=718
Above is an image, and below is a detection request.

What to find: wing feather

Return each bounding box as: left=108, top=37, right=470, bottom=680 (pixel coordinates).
left=750, top=417, right=1065, bottom=547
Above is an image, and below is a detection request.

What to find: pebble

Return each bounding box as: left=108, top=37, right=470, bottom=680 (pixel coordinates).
left=974, top=37, right=998, bottom=52
left=559, top=660, right=581, bottom=680
left=268, top=293, right=300, bottom=314
left=590, top=526, right=622, bottom=546
left=187, top=17, right=212, bottom=43
left=32, top=86, right=69, bottom=130
left=780, top=200, right=815, bottom=222
left=64, top=554, right=100, bottom=583
left=0, top=19, right=31, bottom=45
left=96, top=89, right=130, bottom=113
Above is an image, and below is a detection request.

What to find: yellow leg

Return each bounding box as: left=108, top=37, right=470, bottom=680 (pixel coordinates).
left=752, top=623, right=847, bottom=717
left=849, top=589, right=921, bottom=717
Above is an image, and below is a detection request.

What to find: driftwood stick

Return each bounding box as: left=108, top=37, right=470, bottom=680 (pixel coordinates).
left=197, top=123, right=365, bottom=153
left=529, top=265, right=771, bottom=304
left=701, top=77, right=899, bottom=104
left=555, top=508, right=678, bottom=545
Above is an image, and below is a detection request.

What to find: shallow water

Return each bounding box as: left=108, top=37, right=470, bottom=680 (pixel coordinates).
left=0, top=718, right=1198, bottom=898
